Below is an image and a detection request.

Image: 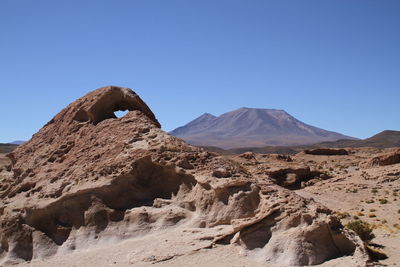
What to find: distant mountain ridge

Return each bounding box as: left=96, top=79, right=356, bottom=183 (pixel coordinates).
left=316, top=130, right=400, bottom=148
left=9, top=140, right=25, bottom=145
left=200, top=130, right=400, bottom=155
left=170, top=107, right=356, bottom=149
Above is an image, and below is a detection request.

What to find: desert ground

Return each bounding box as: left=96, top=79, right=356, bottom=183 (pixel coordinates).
left=229, top=147, right=400, bottom=266
left=1, top=146, right=399, bottom=267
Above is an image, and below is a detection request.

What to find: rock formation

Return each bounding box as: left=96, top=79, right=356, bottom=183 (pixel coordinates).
left=0, top=86, right=369, bottom=266
left=304, top=148, right=349, bottom=156
left=365, top=148, right=400, bottom=167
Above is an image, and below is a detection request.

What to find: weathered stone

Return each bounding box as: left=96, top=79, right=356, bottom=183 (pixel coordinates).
left=0, top=86, right=368, bottom=266
left=365, top=148, right=400, bottom=166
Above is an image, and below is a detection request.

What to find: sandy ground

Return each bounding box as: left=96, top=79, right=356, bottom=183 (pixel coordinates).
left=15, top=226, right=266, bottom=267
left=14, top=224, right=361, bottom=267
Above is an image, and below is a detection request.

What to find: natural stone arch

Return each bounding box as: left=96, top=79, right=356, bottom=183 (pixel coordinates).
left=73, top=86, right=160, bottom=127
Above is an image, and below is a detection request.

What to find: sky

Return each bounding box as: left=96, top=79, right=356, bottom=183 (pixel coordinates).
left=0, top=0, right=399, bottom=143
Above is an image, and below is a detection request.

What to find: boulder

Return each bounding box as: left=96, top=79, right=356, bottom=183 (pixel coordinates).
left=239, top=152, right=256, bottom=160
left=266, top=166, right=311, bottom=189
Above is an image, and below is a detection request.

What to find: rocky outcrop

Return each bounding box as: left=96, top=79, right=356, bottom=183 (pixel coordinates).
left=239, top=152, right=257, bottom=160
left=269, top=153, right=293, bottom=162
left=71, top=86, right=160, bottom=126
left=262, top=165, right=328, bottom=190
left=233, top=211, right=365, bottom=266
left=0, top=86, right=368, bottom=266
left=304, top=148, right=349, bottom=156
left=365, top=149, right=400, bottom=166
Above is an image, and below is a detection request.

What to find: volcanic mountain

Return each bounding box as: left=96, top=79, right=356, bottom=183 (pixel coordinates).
left=170, top=108, right=355, bottom=149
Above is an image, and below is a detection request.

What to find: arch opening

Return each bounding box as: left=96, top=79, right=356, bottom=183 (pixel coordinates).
left=114, top=110, right=129, bottom=118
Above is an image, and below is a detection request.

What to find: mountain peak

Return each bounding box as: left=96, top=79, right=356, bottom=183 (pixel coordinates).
left=170, top=107, right=355, bottom=149
left=237, top=107, right=285, bottom=112
left=200, top=112, right=216, bottom=118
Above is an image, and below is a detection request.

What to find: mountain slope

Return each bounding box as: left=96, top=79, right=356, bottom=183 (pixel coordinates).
left=201, top=130, right=400, bottom=155
left=363, top=130, right=400, bottom=147
left=316, top=130, right=400, bottom=148
left=170, top=107, right=356, bottom=149
left=8, top=140, right=26, bottom=145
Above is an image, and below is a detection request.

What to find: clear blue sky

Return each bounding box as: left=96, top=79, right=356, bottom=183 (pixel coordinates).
left=1, top=0, right=399, bottom=143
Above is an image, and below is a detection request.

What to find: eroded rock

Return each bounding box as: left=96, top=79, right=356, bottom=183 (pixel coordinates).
left=0, top=86, right=369, bottom=266
left=365, top=148, right=400, bottom=166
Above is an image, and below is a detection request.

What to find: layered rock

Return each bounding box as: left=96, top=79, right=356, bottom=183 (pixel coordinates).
left=0, top=86, right=368, bottom=266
